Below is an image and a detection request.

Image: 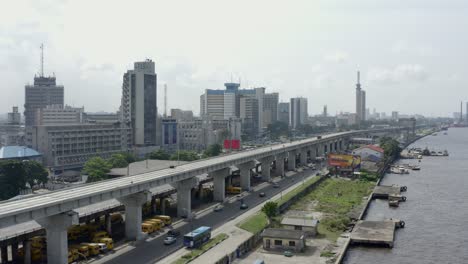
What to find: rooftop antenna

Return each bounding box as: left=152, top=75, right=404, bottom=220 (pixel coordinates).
left=164, top=84, right=168, bottom=118
left=40, top=43, right=44, bottom=77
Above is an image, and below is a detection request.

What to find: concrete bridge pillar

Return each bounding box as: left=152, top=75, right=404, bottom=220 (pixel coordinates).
left=37, top=211, right=79, bottom=264
left=211, top=168, right=230, bottom=202
left=275, top=154, right=286, bottom=177
left=105, top=213, right=112, bottom=235
left=260, top=156, right=274, bottom=182
left=118, top=191, right=151, bottom=241
left=238, top=161, right=254, bottom=191
left=300, top=149, right=307, bottom=166
left=23, top=240, right=31, bottom=264
left=288, top=150, right=297, bottom=171
left=160, top=197, right=167, bottom=215
left=174, top=178, right=197, bottom=218
left=0, top=246, right=7, bottom=264
left=310, top=147, right=316, bottom=161
left=11, top=243, right=18, bottom=263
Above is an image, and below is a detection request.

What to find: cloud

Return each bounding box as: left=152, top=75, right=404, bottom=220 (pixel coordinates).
left=324, top=51, right=349, bottom=63
left=368, top=64, right=429, bottom=84
left=391, top=40, right=434, bottom=57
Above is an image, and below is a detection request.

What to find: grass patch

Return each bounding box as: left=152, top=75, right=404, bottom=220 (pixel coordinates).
left=320, top=250, right=336, bottom=258
left=277, top=175, right=322, bottom=206
left=237, top=212, right=269, bottom=234
left=291, top=178, right=374, bottom=241
left=172, top=233, right=228, bottom=264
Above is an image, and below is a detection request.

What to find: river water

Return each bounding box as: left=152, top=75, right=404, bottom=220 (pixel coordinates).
left=344, top=128, right=468, bottom=264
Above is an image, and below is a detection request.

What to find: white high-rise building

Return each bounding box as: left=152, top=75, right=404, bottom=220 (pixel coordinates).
left=290, top=97, right=308, bottom=129
left=120, top=59, right=158, bottom=146
left=355, top=71, right=366, bottom=124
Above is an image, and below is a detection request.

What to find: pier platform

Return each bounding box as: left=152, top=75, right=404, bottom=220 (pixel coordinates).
left=350, top=220, right=402, bottom=248
left=372, top=185, right=405, bottom=199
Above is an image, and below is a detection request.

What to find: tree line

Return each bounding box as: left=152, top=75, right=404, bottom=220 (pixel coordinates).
left=0, top=160, right=48, bottom=200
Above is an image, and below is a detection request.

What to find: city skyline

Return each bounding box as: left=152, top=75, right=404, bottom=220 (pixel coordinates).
left=2, top=0, right=468, bottom=117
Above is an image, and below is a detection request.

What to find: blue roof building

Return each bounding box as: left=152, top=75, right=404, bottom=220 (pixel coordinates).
left=0, top=146, right=42, bottom=162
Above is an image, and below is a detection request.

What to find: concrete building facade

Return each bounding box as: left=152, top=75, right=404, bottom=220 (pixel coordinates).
left=7, top=107, right=21, bottom=125
left=35, top=105, right=84, bottom=125
left=261, top=228, right=306, bottom=253
left=263, top=92, right=279, bottom=127
left=278, top=102, right=290, bottom=125
left=161, top=118, right=178, bottom=152
left=120, top=59, right=158, bottom=146
left=31, top=123, right=131, bottom=171
left=290, top=97, right=308, bottom=129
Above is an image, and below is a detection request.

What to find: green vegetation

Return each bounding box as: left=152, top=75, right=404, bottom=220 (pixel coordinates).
left=261, top=201, right=278, bottom=218
left=237, top=212, right=269, bottom=234
left=359, top=170, right=379, bottom=182
left=320, top=250, right=336, bottom=258
left=0, top=160, right=48, bottom=200
left=380, top=136, right=402, bottom=161
left=108, top=153, right=129, bottom=168
left=173, top=233, right=228, bottom=264
left=170, top=150, right=199, bottom=161
left=277, top=175, right=322, bottom=206
left=203, top=144, right=222, bottom=157
left=148, top=149, right=171, bottom=160
left=83, top=157, right=112, bottom=183
left=291, top=178, right=374, bottom=241
left=267, top=121, right=289, bottom=139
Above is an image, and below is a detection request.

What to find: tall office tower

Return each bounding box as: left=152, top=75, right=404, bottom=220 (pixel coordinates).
left=278, top=102, right=290, bottom=125
left=263, top=93, right=279, bottom=127
left=355, top=71, right=362, bottom=124
left=120, top=59, right=157, bottom=146
left=361, top=90, right=366, bottom=121
left=7, top=106, right=21, bottom=125
left=290, top=97, right=308, bottom=129
left=239, top=95, right=259, bottom=138
left=323, top=105, right=328, bottom=117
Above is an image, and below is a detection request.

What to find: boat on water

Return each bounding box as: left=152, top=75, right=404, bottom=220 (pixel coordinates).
left=390, top=166, right=410, bottom=174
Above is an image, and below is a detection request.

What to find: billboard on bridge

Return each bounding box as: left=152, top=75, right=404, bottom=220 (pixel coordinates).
left=224, top=139, right=241, bottom=150
left=327, top=154, right=361, bottom=168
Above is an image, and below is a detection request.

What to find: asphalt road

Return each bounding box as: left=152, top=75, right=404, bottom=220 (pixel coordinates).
left=106, top=165, right=322, bottom=264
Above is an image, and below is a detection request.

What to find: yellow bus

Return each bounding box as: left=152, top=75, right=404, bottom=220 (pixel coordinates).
left=146, top=219, right=165, bottom=230
left=91, top=231, right=109, bottom=242
left=141, top=223, right=154, bottom=233
left=152, top=215, right=172, bottom=225
left=97, top=237, right=114, bottom=250
left=70, top=244, right=90, bottom=259
left=226, top=186, right=242, bottom=194
left=30, top=236, right=46, bottom=249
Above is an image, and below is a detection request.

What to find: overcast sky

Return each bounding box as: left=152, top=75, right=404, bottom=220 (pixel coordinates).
left=1, top=0, right=468, bottom=117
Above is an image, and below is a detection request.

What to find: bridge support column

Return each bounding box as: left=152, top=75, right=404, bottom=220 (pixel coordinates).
left=238, top=161, right=254, bottom=191
left=211, top=168, right=229, bottom=202
left=275, top=154, right=285, bottom=177
left=37, top=211, right=79, bottom=264
left=11, top=243, right=18, bottom=263
left=151, top=196, right=157, bottom=214
left=260, top=157, right=274, bottom=182
left=118, top=191, right=151, bottom=241
left=288, top=150, right=297, bottom=171
left=23, top=240, right=31, bottom=264
left=175, top=178, right=197, bottom=218
left=300, top=150, right=307, bottom=166
left=0, top=246, right=7, bottom=264
left=160, top=197, right=167, bottom=215
left=310, top=147, right=316, bottom=161
left=105, top=214, right=112, bottom=235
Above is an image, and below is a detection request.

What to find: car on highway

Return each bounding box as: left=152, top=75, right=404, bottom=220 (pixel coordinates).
left=213, top=205, right=224, bottom=212
left=164, top=236, right=177, bottom=245
left=259, top=192, right=266, bottom=197
left=240, top=203, right=248, bottom=210
left=167, top=230, right=180, bottom=237
left=272, top=182, right=280, bottom=188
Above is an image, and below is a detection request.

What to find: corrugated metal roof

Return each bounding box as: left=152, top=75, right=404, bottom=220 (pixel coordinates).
left=0, top=146, right=41, bottom=159
left=261, top=228, right=305, bottom=240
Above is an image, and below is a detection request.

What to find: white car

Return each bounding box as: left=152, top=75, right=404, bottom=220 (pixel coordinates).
left=164, top=236, right=177, bottom=245
left=96, top=243, right=108, bottom=252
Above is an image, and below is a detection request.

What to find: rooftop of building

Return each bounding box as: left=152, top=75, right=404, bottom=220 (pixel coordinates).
left=0, top=146, right=41, bottom=159
left=281, top=217, right=319, bottom=227
left=261, top=228, right=305, bottom=240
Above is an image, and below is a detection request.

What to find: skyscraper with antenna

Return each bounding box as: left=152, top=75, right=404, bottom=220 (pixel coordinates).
left=24, top=44, right=64, bottom=146
left=355, top=71, right=366, bottom=126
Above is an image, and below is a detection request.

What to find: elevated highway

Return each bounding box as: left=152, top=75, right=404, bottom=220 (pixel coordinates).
left=0, top=128, right=405, bottom=263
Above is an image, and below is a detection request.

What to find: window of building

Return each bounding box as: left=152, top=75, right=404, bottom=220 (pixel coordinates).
left=289, top=241, right=295, bottom=247
left=274, top=240, right=282, bottom=246
left=294, top=225, right=302, bottom=230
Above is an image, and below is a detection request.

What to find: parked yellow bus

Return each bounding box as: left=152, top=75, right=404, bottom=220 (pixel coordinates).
left=141, top=223, right=154, bottom=233
left=226, top=186, right=242, bottom=194
left=152, top=215, right=172, bottom=225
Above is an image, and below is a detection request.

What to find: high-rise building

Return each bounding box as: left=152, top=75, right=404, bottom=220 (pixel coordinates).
left=278, top=102, right=290, bottom=124
left=200, top=83, right=266, bottom=137
left=355, top=71, right=366, bottom=124
left=263, top=93, right=279, bottom=127
left=240, top=95, right=259, bottom=138
left=323, top=105, right=328, bottom=117
left=7, top=107, right=21, bottom=125
left=120, top=59, right=158, bottom=146
left=170, top=109, right=194, bottom=121
left=392, top=111, right=399, bottom=120
left=290, top=97, right=308, bottom=129
left=161, top=118, right=178, bottom=152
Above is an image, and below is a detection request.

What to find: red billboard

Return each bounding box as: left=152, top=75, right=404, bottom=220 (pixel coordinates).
left=224, top=139, right=241, bottom=150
